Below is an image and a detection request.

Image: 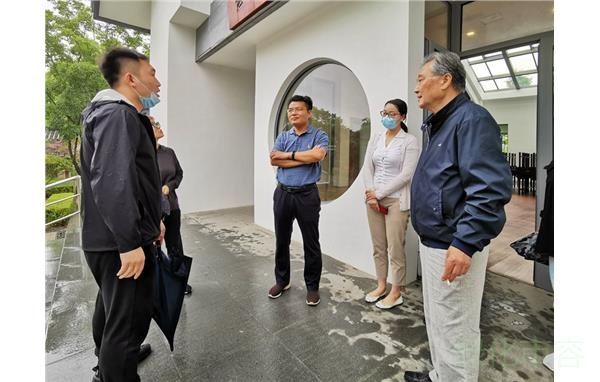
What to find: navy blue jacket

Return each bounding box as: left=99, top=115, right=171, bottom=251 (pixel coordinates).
left=410, top=93, right=512, bottom=256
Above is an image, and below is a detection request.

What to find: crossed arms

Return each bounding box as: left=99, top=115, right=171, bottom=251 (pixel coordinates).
left=270, top=145, right=327, bottom=168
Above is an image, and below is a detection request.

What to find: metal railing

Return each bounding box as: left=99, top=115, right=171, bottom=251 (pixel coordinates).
left=45, top=175, right=81, bottom=227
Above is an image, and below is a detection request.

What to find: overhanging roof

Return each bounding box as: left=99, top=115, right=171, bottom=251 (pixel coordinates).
left=91, top=0, right=152, bottom=34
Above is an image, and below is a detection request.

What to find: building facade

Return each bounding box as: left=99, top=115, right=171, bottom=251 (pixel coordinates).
left=93, top=0, right=554, bottom=288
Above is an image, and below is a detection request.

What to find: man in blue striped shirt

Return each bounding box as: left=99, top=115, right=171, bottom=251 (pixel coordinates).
left=268, top=95, right=329, bottom=306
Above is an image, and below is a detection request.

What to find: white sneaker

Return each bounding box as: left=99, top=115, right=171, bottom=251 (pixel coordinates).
left=375, top=295, right=404, bottom=309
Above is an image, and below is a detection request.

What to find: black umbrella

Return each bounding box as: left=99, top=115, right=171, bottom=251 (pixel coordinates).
left=152, top=245, right=193, bottom=351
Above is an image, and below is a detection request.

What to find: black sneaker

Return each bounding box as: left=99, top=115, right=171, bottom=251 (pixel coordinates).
left=184, top=284, right=192, bottom=295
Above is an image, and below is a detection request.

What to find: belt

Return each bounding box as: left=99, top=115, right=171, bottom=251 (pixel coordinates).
left=278, top=183, right=317, bottom=193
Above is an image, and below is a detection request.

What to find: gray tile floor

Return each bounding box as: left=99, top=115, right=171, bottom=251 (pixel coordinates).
left=45, top=207, right=554, bottom=381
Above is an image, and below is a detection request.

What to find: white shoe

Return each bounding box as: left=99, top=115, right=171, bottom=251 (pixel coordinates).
left=365, top=292, right=387, bottom=303
left=375, top=295, right=404, bottom=309
left=543, top=353, right=554, bottom=372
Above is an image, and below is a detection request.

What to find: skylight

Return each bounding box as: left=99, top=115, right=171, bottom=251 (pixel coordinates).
left=465, top=43, right=539, bottom=92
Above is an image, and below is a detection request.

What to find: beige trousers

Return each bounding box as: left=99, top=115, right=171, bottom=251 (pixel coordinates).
left=366, top=197, right=409, bottom=286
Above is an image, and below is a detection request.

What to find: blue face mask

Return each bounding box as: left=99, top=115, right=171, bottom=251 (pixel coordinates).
left=140, top=93, right=160, bottom=109
left=381, top=116, right=396, bottom=129
left=133, top=76, right=160, bottom=109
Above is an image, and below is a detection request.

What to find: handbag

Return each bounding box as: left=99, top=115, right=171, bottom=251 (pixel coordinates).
left=509, top=232, right=549, bottom=265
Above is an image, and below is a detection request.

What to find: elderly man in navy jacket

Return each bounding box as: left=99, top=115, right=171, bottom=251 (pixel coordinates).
left=404, top=51, right=512, bottom=382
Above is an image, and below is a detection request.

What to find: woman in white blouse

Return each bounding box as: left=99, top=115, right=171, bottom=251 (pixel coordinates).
left=363, top=99, right=420, bottom=309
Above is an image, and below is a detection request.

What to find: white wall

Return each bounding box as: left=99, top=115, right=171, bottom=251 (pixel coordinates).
left=150, top=1, right=255, bottom=214
left=483, top=96, right=537, bottom=154
left=254, top=1, right=424, bottom=281
left=149, top=0, right=178, bottom=128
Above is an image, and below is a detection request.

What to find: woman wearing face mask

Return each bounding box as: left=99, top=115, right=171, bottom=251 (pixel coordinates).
left=363, top=99, right=420, bottom=309
left=150, top=117, right=192, bottom=295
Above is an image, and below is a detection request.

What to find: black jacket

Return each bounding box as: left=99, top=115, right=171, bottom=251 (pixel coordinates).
left=157, top=145, right=183, bottom=211
left=410, top=93, right=512, bottom=256
left=80, top=91, right=162, bottom=253
left=535, top=161, right=554, bottom=256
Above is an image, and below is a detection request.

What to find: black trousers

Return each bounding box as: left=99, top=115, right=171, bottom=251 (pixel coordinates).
left=273, top=185, right=322, bottom=291
left=85, top=245, right=156, bottom=382
left=163, top=208, right=184, bottom=258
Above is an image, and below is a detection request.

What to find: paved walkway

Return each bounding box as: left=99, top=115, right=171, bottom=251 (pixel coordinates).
left=45, top=207, right=553, bottom=381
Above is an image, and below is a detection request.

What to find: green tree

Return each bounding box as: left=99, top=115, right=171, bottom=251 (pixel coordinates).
left=45, top=0, right=150, bottom=174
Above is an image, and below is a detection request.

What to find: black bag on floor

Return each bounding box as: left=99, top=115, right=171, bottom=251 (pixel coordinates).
left=510, top=232, right=548, bottom=265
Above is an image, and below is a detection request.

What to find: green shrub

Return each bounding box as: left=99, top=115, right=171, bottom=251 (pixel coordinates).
left=46, top=154, right=74, bottom=180
left=46, top=192, right=77, bottom=225
left=45, top=180, right=75, bottom=198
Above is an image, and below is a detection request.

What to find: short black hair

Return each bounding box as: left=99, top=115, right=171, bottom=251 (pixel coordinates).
left=385, top=98, right=409, bottom=133
left=99, top=47, right=148, bottom=87
left=288, top=95, right=313, bottom=111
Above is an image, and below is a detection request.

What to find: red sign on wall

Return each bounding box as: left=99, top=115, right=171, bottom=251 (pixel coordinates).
left=227, top=0, right=270, bottom=30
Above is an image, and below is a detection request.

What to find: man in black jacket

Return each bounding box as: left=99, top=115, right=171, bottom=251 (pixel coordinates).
left=80, top=47, right=164, bottom=382
left=404, top=51, right=512, bottom=382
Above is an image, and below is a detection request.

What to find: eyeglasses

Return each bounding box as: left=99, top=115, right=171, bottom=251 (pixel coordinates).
left=380, top=111, right=400, bottom=118
left=152, top=121, right=161, bottom=129
left=287, top=107, right=307, bottom=114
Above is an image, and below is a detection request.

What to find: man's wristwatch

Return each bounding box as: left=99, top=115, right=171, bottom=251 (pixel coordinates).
left=291, top=151, right=296, bottom=160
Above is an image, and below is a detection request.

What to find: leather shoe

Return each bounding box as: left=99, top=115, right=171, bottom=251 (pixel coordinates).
left=138, top=343, right=152, bottom=363
left=404, top=371, right=432, bottom=382
left=91, top=344, right=152, bottom=381
left=92, top=365, right=100, bottom=382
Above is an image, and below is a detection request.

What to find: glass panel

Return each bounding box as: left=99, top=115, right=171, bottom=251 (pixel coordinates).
left=471, top=63, right=491, bottom=78
left=467, top=55, right=483, bottom=63
left=480, top=80, right=497, bottom=92
left=425, top=1, right=448, bottom=48
left=516, top=73, right=538, bottom=87
left=499, top=124, right=509, bottom=154
left=484, top=51, right=502, bottom=59
left=510, top=54, right=537, bottom=72
left=495, top=77, right=516, bottom=90
left=533, top=52, right=538, bottom=66
left=462, top=1, right=553, bottom=51
left=487, top=59, right=510, bottom=76
left=507, top=46, right=531, bottom=54
left=276, top=64, right=371, bottom=202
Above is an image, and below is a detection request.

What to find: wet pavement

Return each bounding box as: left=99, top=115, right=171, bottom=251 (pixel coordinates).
left=45, top=207, right=553, bottom=381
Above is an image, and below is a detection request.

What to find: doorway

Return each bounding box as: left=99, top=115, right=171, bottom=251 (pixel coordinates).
left=458, top=32, right=553, bottom=288
left=460, top=42, right=540, bottom=284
